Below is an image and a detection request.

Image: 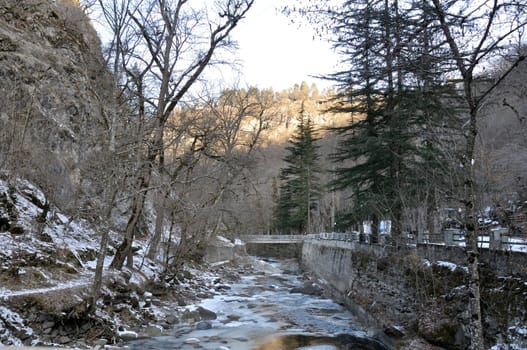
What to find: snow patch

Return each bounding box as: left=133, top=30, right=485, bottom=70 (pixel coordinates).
left=215, top=235, right=235, bottom=247
left=210, top=260, right=231, bottom=267
left=491, top=325, right=527, bottom=349
left=436, top=260, right=468, bottom=273
left=436, top=261, right=458, bottom=272
left=117, top=329, right=138, bottom=339
left=0, top=306, right=36, bottom=346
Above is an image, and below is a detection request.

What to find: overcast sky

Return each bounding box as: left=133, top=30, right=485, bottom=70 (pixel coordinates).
left=226, top=0, right=339, bottom=91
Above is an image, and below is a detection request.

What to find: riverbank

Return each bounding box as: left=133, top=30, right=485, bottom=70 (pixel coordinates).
left=301, top=239, right=527, bottom=350
left=0, top=252, right=258, bottom=348
left=1, top=252, right=392, bottom=350
left=0, top=178, right=238, bottom=348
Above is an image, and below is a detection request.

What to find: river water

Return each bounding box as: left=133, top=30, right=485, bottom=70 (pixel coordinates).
left=127, top=258, right=390, bottom=350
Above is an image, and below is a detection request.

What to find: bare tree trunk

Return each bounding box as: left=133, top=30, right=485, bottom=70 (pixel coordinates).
left=147, top=188, right=169, bottom=259
left=110, top=172, right=149, bottom=269
left=90, top=182, right=119, bottom=313
left=90, top=225, right=109, bottom=313
left=431, top=2, right=527, bottom=347
left=426, top=188, right=437, bottom=235
left=94, top=0, right=256, bottom=272
left=371, top=215, right=379, bottom=244
left=463, top=106, right=484, bottom=349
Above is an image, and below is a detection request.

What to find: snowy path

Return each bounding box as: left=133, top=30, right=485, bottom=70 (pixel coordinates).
left=0, top=277, right=91, bottom=299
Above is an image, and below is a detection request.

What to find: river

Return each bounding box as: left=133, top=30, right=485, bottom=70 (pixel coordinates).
left=127, top=258, right=390, bottom=350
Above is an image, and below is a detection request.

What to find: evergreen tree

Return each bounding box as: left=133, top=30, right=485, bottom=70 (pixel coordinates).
left=274, top=111, right=321, bottom=234
left=328, top=0, right=400, bottom=241
left=327, top=0, right=457, bottom=242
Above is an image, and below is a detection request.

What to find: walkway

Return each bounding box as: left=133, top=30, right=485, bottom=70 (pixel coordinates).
left=241, top=233, right=356, bottom=244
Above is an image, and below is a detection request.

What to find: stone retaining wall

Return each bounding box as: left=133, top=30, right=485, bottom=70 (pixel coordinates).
left=300, top=239, right=527, bottom=349
left=415, top=243, right=527, bottom=274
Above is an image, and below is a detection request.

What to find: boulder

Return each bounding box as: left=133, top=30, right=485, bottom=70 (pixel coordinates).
left=197, top=306, right=217, bottom=320
left=165, top=314, right=179, bottom=325
left=184, top=337, right=201, bottom=344
left=290, top=282, right=323, bottom=296
left=196, top=321, right=212, bottom=330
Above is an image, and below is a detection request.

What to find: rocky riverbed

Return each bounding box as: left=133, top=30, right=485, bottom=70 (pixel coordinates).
left=125, top=257, right=389, bottom=350
left=1, top=252, right=389, bottom=349
left=0, top=178, right=386, bottom=349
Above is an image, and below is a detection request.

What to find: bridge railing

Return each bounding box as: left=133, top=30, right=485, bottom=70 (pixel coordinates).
left=241, top=231, right=527, bottom=253
left=242, top=233, right=359, bottom=243
left=242, top=234, right=305, bottom=242
left=306, top=232, right=358, bottom=241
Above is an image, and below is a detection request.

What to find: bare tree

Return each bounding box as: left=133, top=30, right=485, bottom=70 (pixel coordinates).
left=167, top=87, right=276, bottom=249
left=430, top=1, right=527, bottom=348
left=94, top=0, right=254, bottom=270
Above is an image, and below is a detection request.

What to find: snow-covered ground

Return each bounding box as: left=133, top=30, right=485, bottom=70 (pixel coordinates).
left=0, top=176, right=265, bottom=348
left=0, top=177, right=185, bottom=346
left=0, top=178, right=114, bottom=304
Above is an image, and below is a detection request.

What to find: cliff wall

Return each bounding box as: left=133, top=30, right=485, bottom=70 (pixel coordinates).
left=0, top=0, right=113, bottom=210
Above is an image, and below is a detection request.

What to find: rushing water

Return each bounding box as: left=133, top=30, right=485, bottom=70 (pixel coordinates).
left=127, top=258, right=390, bottom=350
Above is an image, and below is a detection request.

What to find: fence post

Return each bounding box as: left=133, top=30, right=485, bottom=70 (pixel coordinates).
left=489, top=227, right=510, bottom=250
left=444, top=229, right=454, bottom=246
left=501, top=231, right=510, bottom=251
left=417, top=231, right=429, bottom=244
left=490, top=228, right=501, bottom=250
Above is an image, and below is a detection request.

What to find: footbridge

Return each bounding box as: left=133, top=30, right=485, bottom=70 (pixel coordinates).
left=240, top=233, right=358, bottom=258
left=241, top=234, right=304, bottom=243
left=241, top=233, right=357, bottom=244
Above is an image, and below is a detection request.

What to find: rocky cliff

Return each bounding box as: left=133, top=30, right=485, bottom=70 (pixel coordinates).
left=0, top=0, right=113, bottom=211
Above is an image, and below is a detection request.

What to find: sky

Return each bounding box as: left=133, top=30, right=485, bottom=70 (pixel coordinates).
left=225, top=0, right=339, bottom=91
left=90, top=0, right=339, bottom=93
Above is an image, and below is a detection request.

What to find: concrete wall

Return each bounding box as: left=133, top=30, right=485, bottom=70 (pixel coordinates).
left=244, top=242, right=302, bottom=259
left=300, top=239, right=398, bottom=347
left=301, top=239, right=386, bottom=294
left=300, top=238, right=527, bottom=349
left=415, top=243, right=527, bottom=274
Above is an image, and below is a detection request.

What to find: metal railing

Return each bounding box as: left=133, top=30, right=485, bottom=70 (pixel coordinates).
left=241, top=230, right=527, bottom=253
left=242, top=234, right=305, bottom=243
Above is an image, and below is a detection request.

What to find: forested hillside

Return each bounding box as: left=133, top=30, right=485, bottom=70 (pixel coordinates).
left=1, top=0, right=525, bottom=273
left=160, top=82, right=349, bottom=238
left=0, top=0, right=526, bottom=279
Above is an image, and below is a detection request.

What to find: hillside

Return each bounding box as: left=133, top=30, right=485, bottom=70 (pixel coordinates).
left=0, top=0, right=112, bottom=211
left=0, top=1, right=232, bottom=347
left=0, top=175, right=257, bottom=347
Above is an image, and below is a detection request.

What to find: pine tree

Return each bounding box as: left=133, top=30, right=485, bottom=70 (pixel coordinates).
left=328, top=0, right=458, bottom=242
left=274, top=111, right=321, bottom=234
left=328, top=0, right=399, bottom=241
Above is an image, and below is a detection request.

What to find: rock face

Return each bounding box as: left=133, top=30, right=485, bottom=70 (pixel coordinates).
left=0, top=0, right=113, bottom=210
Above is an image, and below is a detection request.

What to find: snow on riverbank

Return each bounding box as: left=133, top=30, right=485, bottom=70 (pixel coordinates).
left=1, top=176, right=527, bottom=349
left=0, top=176, right=243, bottom=347
left=0, top=306, right=36, bottom=346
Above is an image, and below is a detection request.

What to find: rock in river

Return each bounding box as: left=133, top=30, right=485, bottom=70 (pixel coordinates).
left=196, top=321, right=212, bottom=330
